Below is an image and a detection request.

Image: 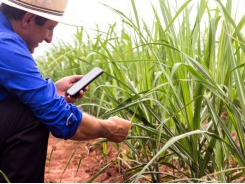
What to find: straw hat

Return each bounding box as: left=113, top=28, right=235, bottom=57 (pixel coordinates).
left=0, top=0, right=83, bottom=26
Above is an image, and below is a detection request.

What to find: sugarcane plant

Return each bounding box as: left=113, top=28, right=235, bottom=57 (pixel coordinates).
left=37, top=0, right=245, bottom=182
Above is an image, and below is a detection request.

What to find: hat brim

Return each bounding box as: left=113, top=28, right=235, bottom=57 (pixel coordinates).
left=0, top=0, right=83, bottom=27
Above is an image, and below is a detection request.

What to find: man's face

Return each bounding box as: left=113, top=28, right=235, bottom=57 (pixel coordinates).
left=20, top=14, right=58, bottom=54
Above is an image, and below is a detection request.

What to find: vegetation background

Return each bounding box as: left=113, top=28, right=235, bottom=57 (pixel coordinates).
left=35, top=0, right=245, bottom=182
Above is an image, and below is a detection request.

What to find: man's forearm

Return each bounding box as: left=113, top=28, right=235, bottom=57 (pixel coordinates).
left=70, top=112, right=132, bottom=143
left=70, top=112, right=109, bottom=141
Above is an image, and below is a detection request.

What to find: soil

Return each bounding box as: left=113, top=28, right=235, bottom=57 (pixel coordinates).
left=44, top=133, right=244, bottom=183
left=44, top=134, right=127, bottom=183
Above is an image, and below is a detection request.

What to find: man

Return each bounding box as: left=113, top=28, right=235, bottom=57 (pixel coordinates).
left=0, top=0, right=132, bottom=182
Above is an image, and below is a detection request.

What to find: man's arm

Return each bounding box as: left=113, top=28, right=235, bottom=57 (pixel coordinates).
left=71, top=112, right=132, bottom=143
left=55, top=75, right=132, bottom=142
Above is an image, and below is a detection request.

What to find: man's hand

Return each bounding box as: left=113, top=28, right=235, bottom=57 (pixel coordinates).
left=55, top=75, right=89, bottom=103
left=106, top=116, right=133, bottom=143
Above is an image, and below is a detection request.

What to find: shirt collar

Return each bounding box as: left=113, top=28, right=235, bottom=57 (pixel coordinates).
left=0, top=11, right=14, bottom=32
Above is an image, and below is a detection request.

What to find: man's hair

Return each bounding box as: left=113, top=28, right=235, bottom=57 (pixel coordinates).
left=0, top=3, right=48, bottom=26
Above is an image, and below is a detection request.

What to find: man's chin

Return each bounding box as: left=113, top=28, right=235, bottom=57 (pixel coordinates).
left=29, top=48, right=35, bottom=54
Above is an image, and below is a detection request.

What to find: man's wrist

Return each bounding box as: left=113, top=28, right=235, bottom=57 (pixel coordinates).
left=100, top=119, right=111, bottom=140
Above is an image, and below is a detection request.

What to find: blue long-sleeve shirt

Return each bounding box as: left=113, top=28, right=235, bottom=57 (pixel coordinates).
left=0, top=11, right=82, bottom=139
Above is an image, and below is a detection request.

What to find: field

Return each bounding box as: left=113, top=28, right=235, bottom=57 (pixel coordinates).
left=44, top=134, right=184, bottom=183
left=36, top=0, right=245, bottom=182
left=44, top=134, right=242, bottom=183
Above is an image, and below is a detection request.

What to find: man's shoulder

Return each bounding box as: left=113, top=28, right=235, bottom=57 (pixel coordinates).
left=0, top=26, right=21, bottom=41
left=0, top=11, right=26, bottom=50
left=0, top=27, right=27, bottom=52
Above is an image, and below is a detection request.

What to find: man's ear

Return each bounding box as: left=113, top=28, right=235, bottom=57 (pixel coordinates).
left=21, top=13, right=36, bottom=28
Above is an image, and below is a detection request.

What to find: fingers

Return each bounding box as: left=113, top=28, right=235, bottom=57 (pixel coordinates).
left=65, top=95, right=76, bottom=104
left=69, top=75, right=83, bottom=84
left=65, top=84, right=89, bottom=104
left=83, top=86, right=89, bottom=92
left=66, top=90, right=85, bottom=103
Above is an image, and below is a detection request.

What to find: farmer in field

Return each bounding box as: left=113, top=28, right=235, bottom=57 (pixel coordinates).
left=0, top=0, right=132, bottom=182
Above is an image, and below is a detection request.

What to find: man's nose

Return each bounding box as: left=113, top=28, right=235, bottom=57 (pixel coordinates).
left=44, top=32, right=53, bottom=43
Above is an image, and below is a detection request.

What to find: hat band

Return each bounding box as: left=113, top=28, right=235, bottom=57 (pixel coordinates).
left=9, top=0, right=64, bottom=16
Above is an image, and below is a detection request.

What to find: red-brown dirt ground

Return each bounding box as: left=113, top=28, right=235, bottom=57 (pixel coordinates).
left=44, top=134, right=126, bottom=183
